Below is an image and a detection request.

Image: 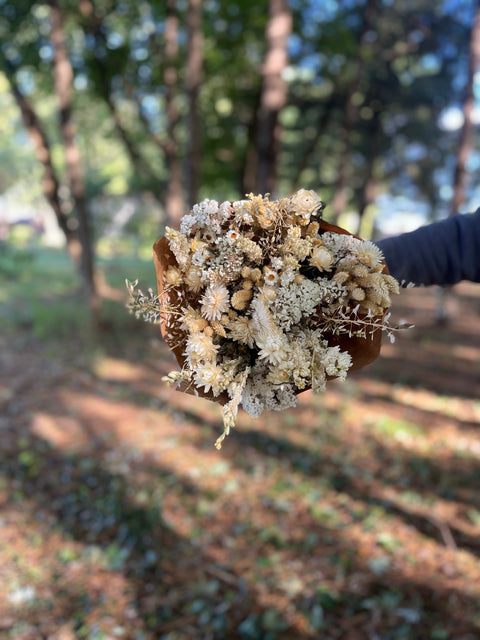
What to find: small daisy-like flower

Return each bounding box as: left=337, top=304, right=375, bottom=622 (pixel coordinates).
left=200, top=284, right=230, bottom=322
left=202, top=230, right=216, bottom=243
left=227, top=229, right=240, bottom=241
left=263, top=268, right=278, bottom=286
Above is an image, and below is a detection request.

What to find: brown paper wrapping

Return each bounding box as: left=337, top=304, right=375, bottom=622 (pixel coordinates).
left=153, top=220, right=385, bottom=404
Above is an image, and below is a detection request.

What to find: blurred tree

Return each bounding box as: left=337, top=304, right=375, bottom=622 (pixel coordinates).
left=163, top=0, right=184, bottom=226
left=0, top=74, right=41, bottom=194
left=451, top=0, right=480, bottom=215
left=49, top=0, right=98, bottom=317
left=3, top=60, right=72, bottom=246
left=331, top=0, right=380, bottom=223
left=1, top=0, right=478, bottom=266
left=243, top=0, right=292, bottom=195
left=186, top=0, right=204, bottom=207
left=79, top=0, right=154, bottom=181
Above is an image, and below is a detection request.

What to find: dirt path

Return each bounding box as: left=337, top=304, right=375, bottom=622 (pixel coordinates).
left=1, top=283, right=479, bottom=639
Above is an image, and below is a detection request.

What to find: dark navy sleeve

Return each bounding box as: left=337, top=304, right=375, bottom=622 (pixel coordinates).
left=375, top=209, right=480, bottom=286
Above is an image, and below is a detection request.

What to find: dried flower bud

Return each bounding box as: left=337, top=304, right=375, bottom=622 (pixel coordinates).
left=211, top=320, right=227, bottom=337
left=306, top=221, right=320, bottom=237
left=351, top=287, right=366, bottom=301
left=231, top=288, right=253, bottom=311
left=250, top=268, right=262, bottom=282
left=165, top=266, right=183, bottom=286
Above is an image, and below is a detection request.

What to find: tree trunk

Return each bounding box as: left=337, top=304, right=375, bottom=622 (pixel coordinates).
left=451, top=0, right=480, bottom=215
left=292, top=93, right=337, bottom=191
left=164, top=0, right=184, bottom=226
left=246, top=0, right=292, bottom=196
left=356, top=106, right=381, bottom=236
left=4, top=61, right=83, bottom=270
left=49, top=0, right=99, bottom=319
left=436, top=1, right=480, bottom=326
left=331, top=0, right=379, bottom=222
left=186, top=0, right=203, bottom=207
left=241, top=88, right=262, bottom=196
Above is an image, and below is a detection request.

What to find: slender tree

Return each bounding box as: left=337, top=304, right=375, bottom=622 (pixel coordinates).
left=186, top=0, right=204, bottom=207
left=331, top=0, right=379, bottom=222
left=241, top=88, right=262, bottom=196
left=244, top=0, right=292, bottom=195
left=451, top=0, right=480, bottom=215
left=164, top=0, right=184, bottom=225
left=4, top=62, right=82, bottom=265
left=356, top=106, right=381, bottom=236
left=48, top=0, right=99, bottom=318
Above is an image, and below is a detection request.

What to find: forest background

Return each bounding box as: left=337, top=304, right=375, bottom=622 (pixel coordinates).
left=2, top=0, right=480, bottom=313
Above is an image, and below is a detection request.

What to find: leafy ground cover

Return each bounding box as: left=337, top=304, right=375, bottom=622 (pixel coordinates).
left=1, top=246, right=480, bottom=639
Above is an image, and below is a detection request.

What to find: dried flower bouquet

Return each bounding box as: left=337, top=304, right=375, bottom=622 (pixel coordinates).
left=129, top=190, right=401, bottom=449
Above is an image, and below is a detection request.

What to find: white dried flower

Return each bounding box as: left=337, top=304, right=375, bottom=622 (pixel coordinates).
left=194, top=363, right=224, bottom=395
left=310, top=245, right=334, bottom=271
left=200, top=284, right=230, bottom=321
left=184, top=331, right=218, bottom=364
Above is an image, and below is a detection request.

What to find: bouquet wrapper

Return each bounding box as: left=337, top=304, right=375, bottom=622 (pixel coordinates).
left=153, top=221, right=386, bottom=404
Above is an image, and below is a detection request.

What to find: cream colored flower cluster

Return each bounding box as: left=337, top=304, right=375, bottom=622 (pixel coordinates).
left=160, top=190, right=399, bottom=448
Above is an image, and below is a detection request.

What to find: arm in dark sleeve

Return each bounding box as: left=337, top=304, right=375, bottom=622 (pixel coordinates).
left=375, top=209, right=480, bottom=286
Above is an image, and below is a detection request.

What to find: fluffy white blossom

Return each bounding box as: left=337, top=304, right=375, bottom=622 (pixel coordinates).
left=194, top=363, right=223, bottom=395
left=200, top=284, right=230, bottom=321
left=184, top=331, right=218, bottom=365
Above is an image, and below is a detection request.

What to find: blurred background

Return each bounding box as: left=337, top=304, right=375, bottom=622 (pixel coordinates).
left=1, top=0, right=480, bottom=639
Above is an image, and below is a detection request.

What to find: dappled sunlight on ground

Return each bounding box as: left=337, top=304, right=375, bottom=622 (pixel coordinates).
left=1, top=283, right=480, bottom=638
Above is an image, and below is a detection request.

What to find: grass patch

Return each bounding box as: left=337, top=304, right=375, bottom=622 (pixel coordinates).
left=1, top=242, right=155, bottom=341
left=373, top=416, right=425, bottom=440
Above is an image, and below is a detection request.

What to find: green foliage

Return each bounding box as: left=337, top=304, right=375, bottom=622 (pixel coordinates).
left=0, top=0, right=477, bottom=238
left=0, top=243, right=154, bottom=341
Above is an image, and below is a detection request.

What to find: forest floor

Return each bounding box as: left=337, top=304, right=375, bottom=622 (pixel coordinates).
left=1, top=248, right=480, bottom=640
